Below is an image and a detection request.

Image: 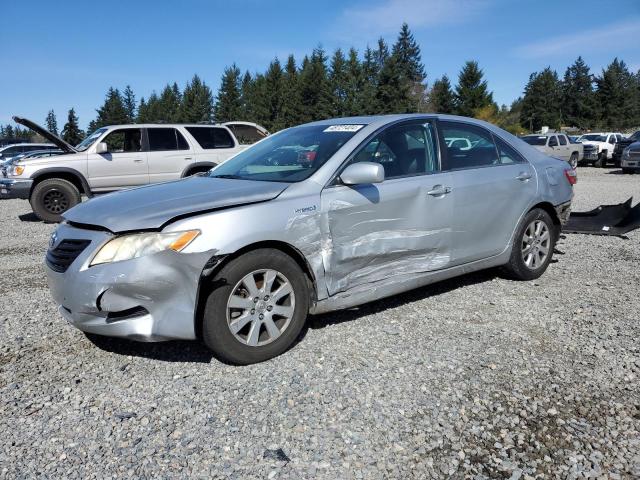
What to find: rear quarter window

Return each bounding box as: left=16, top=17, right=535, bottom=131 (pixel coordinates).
left=186, top=127, right=235, bottom=149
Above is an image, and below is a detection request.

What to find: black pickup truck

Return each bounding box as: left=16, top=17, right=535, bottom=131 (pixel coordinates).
left=613, top=130, right=640, bottom=164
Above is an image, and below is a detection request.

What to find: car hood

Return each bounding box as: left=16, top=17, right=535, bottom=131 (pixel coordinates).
left=532, top=145, right=546, bottom=152
left=63, top=176, right=290, bottom=232
left=12, top=116, right=77, bottom=153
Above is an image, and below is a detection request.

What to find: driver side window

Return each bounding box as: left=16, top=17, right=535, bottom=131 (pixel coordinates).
left=103, top=129, right=142, bottom=153
left=349, top=122, right=438, bottom=179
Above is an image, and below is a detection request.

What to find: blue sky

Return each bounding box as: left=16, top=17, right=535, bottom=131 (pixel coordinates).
left=2, top=0, right=639, bottom=130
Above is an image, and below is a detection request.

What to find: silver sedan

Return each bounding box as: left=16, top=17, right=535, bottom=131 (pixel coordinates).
left=45, top=115, right=574, bottom=364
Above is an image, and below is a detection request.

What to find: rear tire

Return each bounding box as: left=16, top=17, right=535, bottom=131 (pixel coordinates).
left=594, top=151, right=606, bottom=168
left=30, top=178, right=81, bottom=223
left=502, top=208, right=557, bottom=281
left=202, top=249, right=310, bottom=365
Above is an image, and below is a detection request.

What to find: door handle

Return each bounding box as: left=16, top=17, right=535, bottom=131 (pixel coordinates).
left=516, top=172, right=532, bottom=181
left=133, top=158, right=144, bottom=163
left=427, top=185, right=452, bottom=196
left=184, top=157, right=192, bottom=160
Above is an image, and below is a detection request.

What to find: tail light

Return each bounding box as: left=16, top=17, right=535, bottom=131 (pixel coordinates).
left=564, top=168, right=577, bottom=185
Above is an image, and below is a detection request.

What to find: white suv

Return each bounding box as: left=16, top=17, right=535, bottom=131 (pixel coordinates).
left=1, top=117, right=268, bottom=222
left=577, top=132, right=623, bottom=167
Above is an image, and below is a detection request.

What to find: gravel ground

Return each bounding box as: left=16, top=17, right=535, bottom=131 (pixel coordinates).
left=1, top=167, right=639, bottom=479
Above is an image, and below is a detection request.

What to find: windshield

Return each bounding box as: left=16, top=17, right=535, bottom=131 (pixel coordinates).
left=582, top=134, right=605, bottom=142
left=209, top=124, right=363, bottom=182
left=521, top=136, right=547, bottom=146
left=76, top=128, right=107, bottom=151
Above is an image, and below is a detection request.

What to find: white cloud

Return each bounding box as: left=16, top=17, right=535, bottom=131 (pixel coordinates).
left=332, top=0, right=489, bottom=42
left=515, top=18, right=640, bottom=58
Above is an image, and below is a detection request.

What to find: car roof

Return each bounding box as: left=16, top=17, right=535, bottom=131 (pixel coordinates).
left=0, top=143, right=54, bottom=148
left=96, top=123, right=234, bottom=130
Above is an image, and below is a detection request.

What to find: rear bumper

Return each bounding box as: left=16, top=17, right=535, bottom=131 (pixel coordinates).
left=0, top=178, right=32, bottom=199
left=555, top=200, right=572, bottom=225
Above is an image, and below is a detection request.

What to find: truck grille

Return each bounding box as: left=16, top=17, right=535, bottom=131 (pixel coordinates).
left=583, top=144, right=596, bottom=152
left=46, top=239, right=91, bottom=273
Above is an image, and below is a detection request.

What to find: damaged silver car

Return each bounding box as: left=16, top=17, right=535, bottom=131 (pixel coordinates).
left=45, top=115, right=574, bottom=364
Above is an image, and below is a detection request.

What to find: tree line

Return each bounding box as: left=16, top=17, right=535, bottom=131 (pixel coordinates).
left=2, top=23, right=639, bottom=145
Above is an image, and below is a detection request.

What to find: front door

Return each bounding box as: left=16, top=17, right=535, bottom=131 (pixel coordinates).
left=439, top=120, right=537, bottom=265
left=321, top=120, right=453, bottom=296
left=87, top=128, right=148, bottom=189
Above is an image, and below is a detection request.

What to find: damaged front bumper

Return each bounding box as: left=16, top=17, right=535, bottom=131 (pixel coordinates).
left=45, top=223, right=214, bottom=341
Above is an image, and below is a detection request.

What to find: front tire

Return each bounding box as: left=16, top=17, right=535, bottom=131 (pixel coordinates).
left=202, top=249, right=310, bottom=365
left=502, top=208, right=556, bottom=281
left=594, top=151, right=607, bottom=168
left=30, top=178, right=81, bottom=223
left=569, top=153, right=578, bottom=169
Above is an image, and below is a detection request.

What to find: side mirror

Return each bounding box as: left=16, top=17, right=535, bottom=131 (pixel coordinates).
left=95, top=142, right=108, bottom=154
left=340, top=162, right=384, bottom=185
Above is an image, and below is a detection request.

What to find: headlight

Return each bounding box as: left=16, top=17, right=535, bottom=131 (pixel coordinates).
left=622, top=147, right=630, bottom=158
left=90, top=230, right=200, bottom=266
left=9, top=165, right=24, bottom=176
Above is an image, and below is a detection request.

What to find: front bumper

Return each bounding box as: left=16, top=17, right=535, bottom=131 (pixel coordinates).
left=582, top=151, right=598, bottom=162
left=45, top=223, right=214, bottom=342
left=621, top=157, right=640, bottom=170
left=0, top=178, right=32, bottom=199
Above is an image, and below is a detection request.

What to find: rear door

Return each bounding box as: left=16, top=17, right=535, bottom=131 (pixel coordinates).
left=557, top=134, right=570, bottom=160
left=146, top=127, right=193, bottom=182
left=185, top=126, right=238, bottom=165
left=439, top=120, right=536, bottom=265
left=87, top=128, right=148, bottom=189
left=321, top=120, right=453, bottom=295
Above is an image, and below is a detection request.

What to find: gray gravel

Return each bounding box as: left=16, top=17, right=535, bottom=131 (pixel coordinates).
left=1, top=167, right=639, bottom=479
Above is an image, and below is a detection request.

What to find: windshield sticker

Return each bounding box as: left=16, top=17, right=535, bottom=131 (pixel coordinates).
left=323, top=125, right=365, bottom=133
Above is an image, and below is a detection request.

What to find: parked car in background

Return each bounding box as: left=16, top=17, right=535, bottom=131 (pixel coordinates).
left=521, top=133, right=582, bottom=168
left=1, top=149, right=63, bottom=167
left=0, top=117, right=267, bottom=222
left=578, top=132, right=623, bottom=167
left=44, top=114, right=574, bottom=364
left=222, top=121, right=269, bottom=145
left=613, top=130, right=640, bottom=165
left=620, top=141, right=640, bottom=174
left=0, top=143, right=57, bottom=162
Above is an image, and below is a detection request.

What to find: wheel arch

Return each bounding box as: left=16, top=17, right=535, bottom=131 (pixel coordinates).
left=193, top=240, right=318, bottom=339
left=31, top=168, right=92, bottom=197
left=181, top=162, right=217, bottom=178
left=528, top=201, right=561, bottom=237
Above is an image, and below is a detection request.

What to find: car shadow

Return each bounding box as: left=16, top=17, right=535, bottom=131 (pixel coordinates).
left=18, top=212, right=43, bottom=223
left=306, top=268, right=500, bottom=331
left=86, top=334, right=215, bottom=364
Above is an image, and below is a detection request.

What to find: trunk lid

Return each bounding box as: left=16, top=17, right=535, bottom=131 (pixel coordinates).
left=12, top=116, right=77, bottom=153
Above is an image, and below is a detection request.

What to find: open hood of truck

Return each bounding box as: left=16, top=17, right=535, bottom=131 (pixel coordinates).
left=63, top=175, right=290, bottom=232
left=12, top=116, right=77, bottom=154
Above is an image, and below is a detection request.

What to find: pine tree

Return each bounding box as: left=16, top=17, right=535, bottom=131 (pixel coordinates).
left=90, top=87, right=129, bottom=130
left=280, top=56, right=302, bottom=128
left=376, top=54, right=411, bottom=113
left=429, top=75, right=455, bottom=113
left=392, top=23, right=426, bottom=83
left=561, top=57, right=596, bottom=130
left=298, top=47, right=332, bottom=123
left=215, top=64, right=243, bottom=122
left=137, top=92, right=163, bottom=123
left=520, top=68, right=562, bottom=132
left=158, top=83, right=182, bottom=122
left=329, top=49, right=349, bottom=117
left=374, top=38, right=389, bottom=71
left=595, top=58, right=637, bottom=130
left=3, top=125, right=14, bottom=139
left=45, top=110, right=58, bottom=135
left=123, top=85, right=137, bottom=122
left=361, top=46, right=380, bottom=114
left=61, top=108, right=84, bottom=145
left=239, top=71, right=255, bottom=121
left=344, top=48, right=365, bottom=116
left=179, top=75, right=214, bottom=123
left=454, top=61, right=494, bottom=117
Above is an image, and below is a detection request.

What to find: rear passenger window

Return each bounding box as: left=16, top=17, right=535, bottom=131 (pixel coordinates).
left=494, top=137, right=525, bottom=164
left=440, top=121, right=499, bottom=170
left=225, top=124, right=268, bottom=145
left=558, top=135, right=567, bottom=146
left=186, top=127, right=235, bottom=149
left=148, top=128, right=189, bottom=151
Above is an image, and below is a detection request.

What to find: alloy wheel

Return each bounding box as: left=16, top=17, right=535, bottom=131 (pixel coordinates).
left=42, top=189, right=69, bottom=214
left=226, top=269, right=295, bottom=346
left=521, top=220, right=550, bottom=270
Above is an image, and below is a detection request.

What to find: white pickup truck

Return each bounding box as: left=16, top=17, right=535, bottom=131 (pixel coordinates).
left=1, top=117, right=268, bottom=221
left=577, top=132, right=623, bottom=167
left=520, top=133, right=582, bottom=169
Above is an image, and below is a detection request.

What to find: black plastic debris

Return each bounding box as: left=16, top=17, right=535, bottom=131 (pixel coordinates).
left=263, top=448, right=291, bottom=463
left=563, top=197, right=640, bottom=236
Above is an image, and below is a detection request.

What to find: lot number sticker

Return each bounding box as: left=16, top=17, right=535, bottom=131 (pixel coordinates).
left=324, top=125, right=365, bottom=132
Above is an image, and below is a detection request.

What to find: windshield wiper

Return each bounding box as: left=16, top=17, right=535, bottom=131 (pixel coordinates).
left=210, top=174, right=244, bottom=179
